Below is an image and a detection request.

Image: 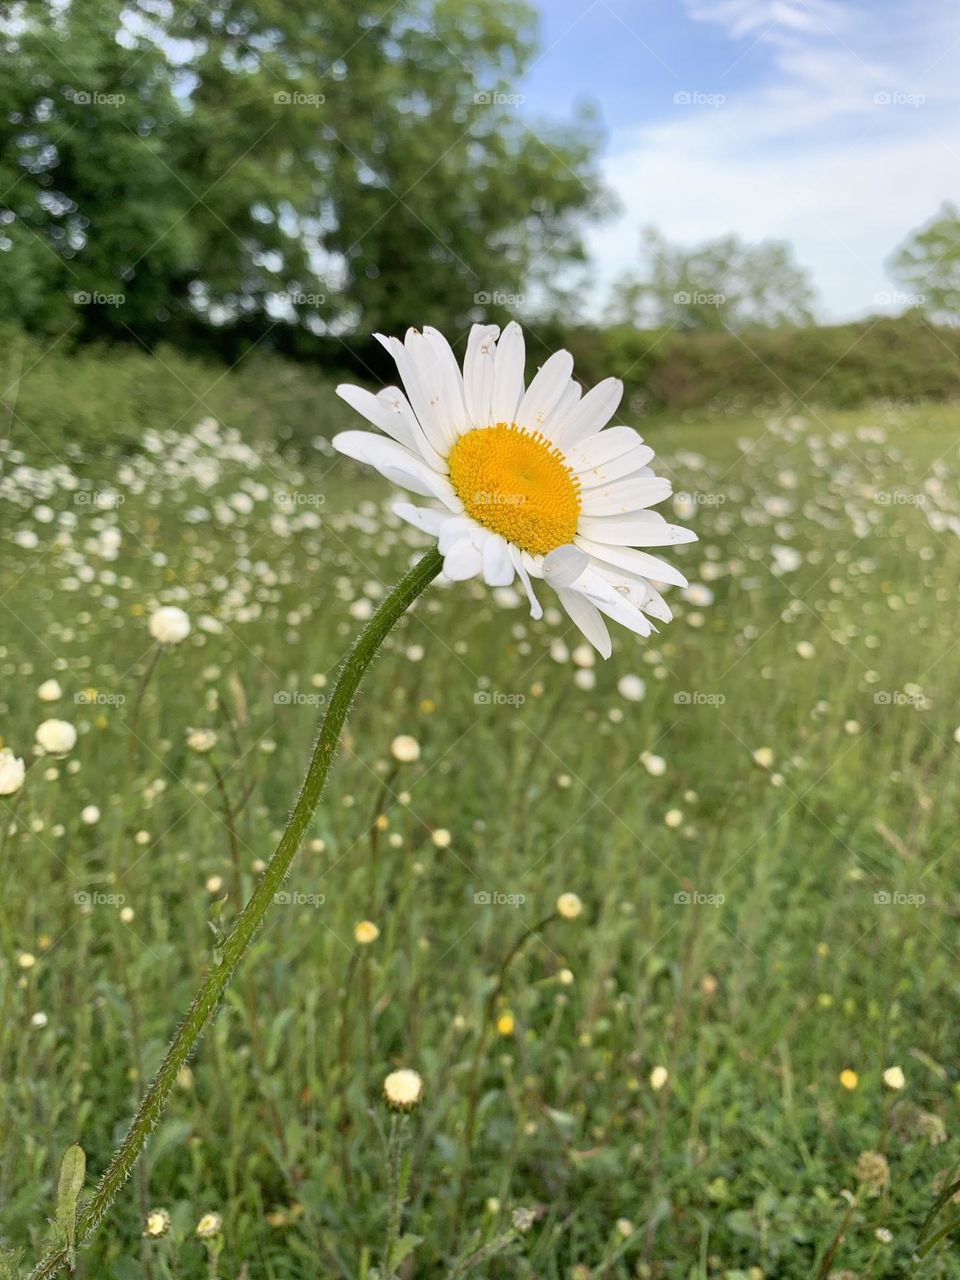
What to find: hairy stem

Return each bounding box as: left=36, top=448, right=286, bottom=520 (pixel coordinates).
left=29, top=547, right=442, bottom=1280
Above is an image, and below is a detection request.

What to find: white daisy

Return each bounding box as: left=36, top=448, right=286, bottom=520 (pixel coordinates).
left=333, top=323, right=697, bottom=657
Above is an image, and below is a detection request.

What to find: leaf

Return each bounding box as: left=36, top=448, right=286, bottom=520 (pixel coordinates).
left=390, top=1235, right=422, bottom=1269
left=55, top=1145, right=86, bottom=1262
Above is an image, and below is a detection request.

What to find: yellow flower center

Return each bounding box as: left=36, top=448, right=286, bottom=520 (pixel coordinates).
left=447, top=423, right=581, bottom=556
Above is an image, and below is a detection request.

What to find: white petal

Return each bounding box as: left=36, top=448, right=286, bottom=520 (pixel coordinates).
left=576, top=570, right=654, bottom=638
left=579, top=478, right=676, bottom=518
left=588, top=566, right=648, bottom=610
left=336, top=384, right=417, bottom=451
left=553, top=378, right=582, bottom=424
left=592, top=593, right=653, bottom=637
left=374, top=332, right=451, bottom=457
left=405, top=328, right=461, bottom=452
left=542, top=544, right=590, bottom=588
left=508, top=543, right=543, bottom=619
left=555, top=587, right=612, bottom=659
left=582, top=512, right=698, bottom=547
left=515, top=349, right=574, bottom=433
left=639, top=581, right=673, bottom=622
left=568, top=425, right=641, bottom=468
left=490, top=321, right=525, bottom=424
left=443, top=537, right=483, bottom=581
left=423, top=326, right=470, bottom=438
left=586, top=565, right=674, bottom=621
left=376, top=386, right=447, bottom=470
left=569, top=430, right=655, bottom=489
left=333, top=431, right=457, bottom=506
left=437, top=516, right=477, bottom=554
left=550, top=378, right=623, bottom=448
left=392, top=502, right=453, bottom=536
left=482, top=533, right=514, bottom=586
left=575, top=536, right=689, bottom=588
left=463, top=324, right=499, bottom=428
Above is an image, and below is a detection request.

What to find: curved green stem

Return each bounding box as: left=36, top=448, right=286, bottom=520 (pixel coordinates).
left=29, top=547, right=442, bottom=1280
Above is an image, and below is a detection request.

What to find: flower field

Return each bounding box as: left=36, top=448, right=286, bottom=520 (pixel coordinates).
left=2, top=391, right=960, bottom=1279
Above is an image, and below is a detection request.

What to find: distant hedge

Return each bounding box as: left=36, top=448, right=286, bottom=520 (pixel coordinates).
left=0, top=329, right=345, bottom=459
left=539, top=315, right=960, bottom=416
left=298, top=314, right=960, bottom=417
left=3, top=315, right=959, bottom=459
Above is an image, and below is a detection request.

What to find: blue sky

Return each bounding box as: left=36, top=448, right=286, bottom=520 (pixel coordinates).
left=519, top=0, right=960, bottom=320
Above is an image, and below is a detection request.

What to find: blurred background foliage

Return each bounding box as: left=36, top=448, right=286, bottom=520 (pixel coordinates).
left=2, top=0, right=959, bottom=390
left=0, top=0, right=604, bottom=349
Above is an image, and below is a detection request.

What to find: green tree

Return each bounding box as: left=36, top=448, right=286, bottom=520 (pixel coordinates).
left=889, top=203, right=960, bottom=323
left=0, top=0, right=606, bottom=347
left=609, top=226, right=816, bottom=331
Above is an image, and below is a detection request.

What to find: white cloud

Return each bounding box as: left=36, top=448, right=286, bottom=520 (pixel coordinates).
left=591, top=0, right=960, bottom=319
left=686, top=0, right=853, bottom=40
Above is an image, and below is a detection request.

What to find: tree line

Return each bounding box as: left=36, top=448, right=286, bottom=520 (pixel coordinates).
left=1, top=0, right=957, bottom=357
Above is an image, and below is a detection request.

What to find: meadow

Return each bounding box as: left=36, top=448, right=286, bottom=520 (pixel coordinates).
left=1, top=381, right=959, bottom=1280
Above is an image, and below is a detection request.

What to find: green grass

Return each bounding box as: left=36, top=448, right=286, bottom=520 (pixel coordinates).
left=1, top=377, right=960, bottom=1280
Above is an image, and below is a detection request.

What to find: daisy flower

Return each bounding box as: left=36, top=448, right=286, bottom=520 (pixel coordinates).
left=334, top=323, right=696, bottom=656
